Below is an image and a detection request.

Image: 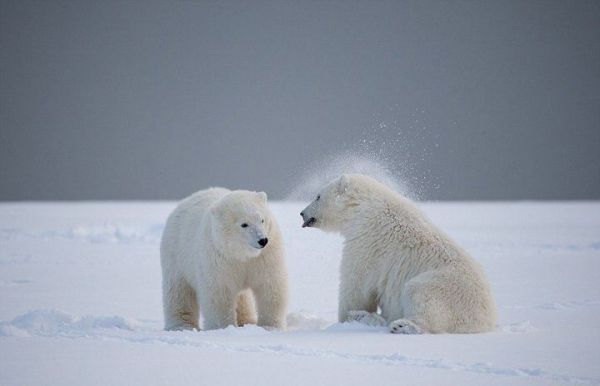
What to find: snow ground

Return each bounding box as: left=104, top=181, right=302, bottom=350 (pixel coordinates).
left=1, top=201, right=599, bottom=385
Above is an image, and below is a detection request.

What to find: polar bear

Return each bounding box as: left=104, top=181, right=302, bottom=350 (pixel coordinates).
left=161, top=188, right=288, bottom=331
left=300, top=174, right=496, bottom=334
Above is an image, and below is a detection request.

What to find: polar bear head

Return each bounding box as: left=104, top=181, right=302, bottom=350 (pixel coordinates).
left=300, top=174, right=392, bottom=233
left=300, top=174, right=359, bottom=233
left=210, top=190, right=272, bottom=259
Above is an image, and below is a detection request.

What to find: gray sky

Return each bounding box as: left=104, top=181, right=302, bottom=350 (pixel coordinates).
left=1, top=0, right=599, bottom=201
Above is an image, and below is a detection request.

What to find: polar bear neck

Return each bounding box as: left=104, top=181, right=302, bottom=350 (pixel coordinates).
left=341, top=186, right=452, bottom=252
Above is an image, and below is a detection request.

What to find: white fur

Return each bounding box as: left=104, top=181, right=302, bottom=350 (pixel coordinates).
left=301, top=174, right=497, bottom=334
left=161, top=188, right=288, bottom=331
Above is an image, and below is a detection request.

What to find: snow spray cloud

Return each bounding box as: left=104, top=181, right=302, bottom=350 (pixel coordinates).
left=287, top=107, right=435, bottom=202
left=287, top=152, right=410, bottom=201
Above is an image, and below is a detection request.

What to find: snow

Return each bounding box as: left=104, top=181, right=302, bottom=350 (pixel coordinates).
left=1, top=201, right=599, bottom=385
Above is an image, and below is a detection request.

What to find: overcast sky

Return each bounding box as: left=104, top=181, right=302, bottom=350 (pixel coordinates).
left=1, top=0, right=599, bottom=201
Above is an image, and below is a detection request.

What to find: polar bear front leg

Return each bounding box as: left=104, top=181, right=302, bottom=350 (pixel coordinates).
left=251, top=275, right=288, bottom=330
left=346, top=310, right=387, bottom=327
left=200, top=285, right=237, bottom=330
left=338, top=280, right=378, bottom=323
left=236, top=290, right=257, bottom=326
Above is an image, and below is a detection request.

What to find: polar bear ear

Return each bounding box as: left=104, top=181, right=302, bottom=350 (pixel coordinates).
left=255, top=191, right=267, bottom=203
left=338, top=174, right=350, bottom=193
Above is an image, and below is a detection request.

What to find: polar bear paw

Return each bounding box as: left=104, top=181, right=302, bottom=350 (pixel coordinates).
left=389, top=319, right=424, bottom=334
left=346, top=311, right=388, bottom=327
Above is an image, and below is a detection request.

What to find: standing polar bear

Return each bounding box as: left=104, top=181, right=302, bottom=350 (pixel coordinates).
left=161, top=188, right=288, bottom=331
left=301, top=174, right=496, bottom=334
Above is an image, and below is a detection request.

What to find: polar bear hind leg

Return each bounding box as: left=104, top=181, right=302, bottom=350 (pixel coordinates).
left=163, top=277, right=199, bottom=331
left=389, top=319, right=425, bottom=334
left=390, top=270, right=454, bottom=334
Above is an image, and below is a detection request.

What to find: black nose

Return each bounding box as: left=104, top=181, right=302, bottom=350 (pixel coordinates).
left=258, top=238, right=268, bottom=247
left=300, top=211, right=304, bottom=217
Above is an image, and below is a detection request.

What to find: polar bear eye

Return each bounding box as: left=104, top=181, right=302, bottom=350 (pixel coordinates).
left=261, top=219, right=264, bottom=223
left=316, top=195, right=321, bottom=201
left=241, top=223, right=248, bottom=228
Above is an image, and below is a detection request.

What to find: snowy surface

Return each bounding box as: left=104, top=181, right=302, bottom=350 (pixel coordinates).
left=1, top=201, right=599, bottom=385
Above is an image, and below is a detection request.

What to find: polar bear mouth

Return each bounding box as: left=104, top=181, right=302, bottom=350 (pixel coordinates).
left=302, top=217, right=316, bottom=228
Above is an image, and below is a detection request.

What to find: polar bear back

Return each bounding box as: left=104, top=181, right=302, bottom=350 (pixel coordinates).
left=161, top=187, right=229, bottom=282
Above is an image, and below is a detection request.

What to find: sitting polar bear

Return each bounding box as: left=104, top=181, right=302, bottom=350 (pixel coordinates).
left=300, top=174, right=496, bottom=334
left=161, top=188, right=288, bottom=331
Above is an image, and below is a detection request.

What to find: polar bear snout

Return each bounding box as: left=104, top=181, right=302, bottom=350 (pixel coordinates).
left=248, top=232, right=269, bottom=250
left=300, top=211, right=316, bottom=228
left=246, top=224, right=268, bottom=250
left=302, top=217, right=316, bottom=228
